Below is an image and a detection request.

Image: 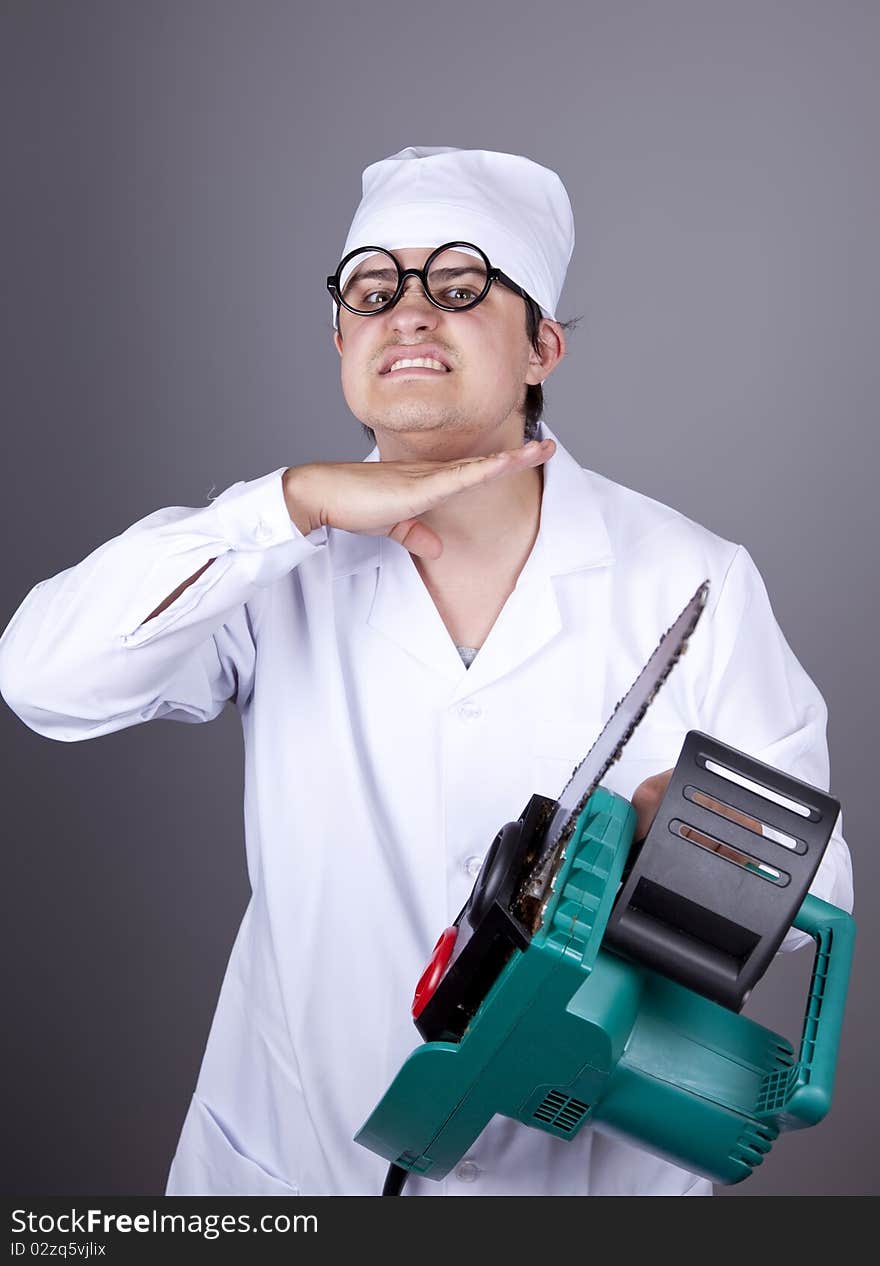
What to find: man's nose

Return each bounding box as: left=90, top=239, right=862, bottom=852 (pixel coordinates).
left=389, top=274, right=439, bottom=328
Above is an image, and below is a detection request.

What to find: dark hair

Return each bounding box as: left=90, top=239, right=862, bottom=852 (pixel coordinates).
left=355, top=295, right=582, bottom=446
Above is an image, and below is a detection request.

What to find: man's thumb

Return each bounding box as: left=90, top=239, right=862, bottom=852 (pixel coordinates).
left=389, top=518, right=444, bottom=560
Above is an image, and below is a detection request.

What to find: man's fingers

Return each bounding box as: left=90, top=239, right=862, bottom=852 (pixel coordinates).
left=473, top=438, right=555, bottom=473
left=631, top=769, right=674, bottom=840
left=433, top=439, right=556, bottom=495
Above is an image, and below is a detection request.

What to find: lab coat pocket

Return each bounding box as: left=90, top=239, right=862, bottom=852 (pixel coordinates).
left=166, top=1093, right=301, bottom=1196
left=600, top=723, right=686, bottom=800
left=531, top=717, right=685, bottom=803
left=531, top=717, right=603, bottom=800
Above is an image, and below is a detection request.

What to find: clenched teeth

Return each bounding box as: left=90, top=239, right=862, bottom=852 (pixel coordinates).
left=387, top=357, right=449, bottom=373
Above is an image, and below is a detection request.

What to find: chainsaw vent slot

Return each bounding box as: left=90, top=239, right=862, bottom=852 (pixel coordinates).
left=670, top=818, right=790, bottom=886
left=532, top=1090, right=590, bottom=1134
left=729, top=1119, right=777, bottom=1170
left=683, top=786, right=805, bottom=853
left=702, top=758, right=811, bottom=818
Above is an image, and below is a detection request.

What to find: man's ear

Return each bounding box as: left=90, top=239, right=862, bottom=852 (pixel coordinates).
left=525, top=318, right=565, bottom=385
left=333, top=329, right=343, bottom=357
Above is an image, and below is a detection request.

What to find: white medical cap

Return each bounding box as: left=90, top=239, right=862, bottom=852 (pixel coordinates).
left=332, top=146, right=575, bottom=330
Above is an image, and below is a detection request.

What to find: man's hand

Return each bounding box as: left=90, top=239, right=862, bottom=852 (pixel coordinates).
left=631, top=769, right=674, bottom=840
left=282, top=438, right=556, bottom=560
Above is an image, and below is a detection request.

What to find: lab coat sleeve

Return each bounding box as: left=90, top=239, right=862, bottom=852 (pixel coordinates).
left=697, top=545, right=854, bottom=952
left=0, top=467, right=328, bottom=741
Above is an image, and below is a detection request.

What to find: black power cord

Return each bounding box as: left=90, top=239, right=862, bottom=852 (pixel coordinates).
left=382, top=1162, right=409, bottom=1196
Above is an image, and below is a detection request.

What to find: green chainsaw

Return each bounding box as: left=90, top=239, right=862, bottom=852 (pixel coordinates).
left=355, top=582, right=856, bottom=1194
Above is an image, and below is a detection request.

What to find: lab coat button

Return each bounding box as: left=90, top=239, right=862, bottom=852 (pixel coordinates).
left=455, top=1159, right=481, bottom=1182
left=464, top=855, right=483, bottom=878
left=457, top=703, right=482, bottom=721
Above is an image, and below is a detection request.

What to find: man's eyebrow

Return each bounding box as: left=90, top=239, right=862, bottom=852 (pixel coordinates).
left=347, top=266, right=397, bottom=284
left=429, top=266, right=484, bottom=281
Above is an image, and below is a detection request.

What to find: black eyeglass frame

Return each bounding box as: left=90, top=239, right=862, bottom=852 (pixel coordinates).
left=326, top=240, right=534, bottom=320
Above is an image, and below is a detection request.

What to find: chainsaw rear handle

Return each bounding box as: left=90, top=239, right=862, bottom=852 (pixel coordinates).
left=762, top=894, right=855, bottom=1130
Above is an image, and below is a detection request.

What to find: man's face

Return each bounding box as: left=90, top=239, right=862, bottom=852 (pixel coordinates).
left=332, top=245, right=558, bottom=456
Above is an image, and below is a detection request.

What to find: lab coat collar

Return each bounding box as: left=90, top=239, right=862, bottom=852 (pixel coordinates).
left=327, top=421, right=614, bottom=580
left=530, top=421, right=615, bottom=576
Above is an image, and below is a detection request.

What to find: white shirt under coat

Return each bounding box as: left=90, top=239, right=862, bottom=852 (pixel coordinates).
left=0, top=422, right=853, bottom=1196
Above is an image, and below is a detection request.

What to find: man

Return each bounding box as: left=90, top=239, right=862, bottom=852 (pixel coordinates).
left=0, top=146, right=853, bottom=1196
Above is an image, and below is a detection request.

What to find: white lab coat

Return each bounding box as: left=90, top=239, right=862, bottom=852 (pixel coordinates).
left=0, top=421, right=853, bottom=1197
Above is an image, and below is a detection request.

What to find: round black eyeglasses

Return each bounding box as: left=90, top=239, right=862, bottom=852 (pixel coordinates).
left=326, top=240, right=533, bottom=320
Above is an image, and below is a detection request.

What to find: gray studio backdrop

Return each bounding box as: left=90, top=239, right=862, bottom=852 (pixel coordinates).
left=1, top=0, right=877, bottom=1197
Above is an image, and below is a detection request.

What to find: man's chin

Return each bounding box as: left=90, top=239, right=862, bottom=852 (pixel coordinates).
left=366, top=404, right=459, bottom=429
left=366, top=414, right=487, bottom=460
left=365, top=410, right=470, bottom=443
